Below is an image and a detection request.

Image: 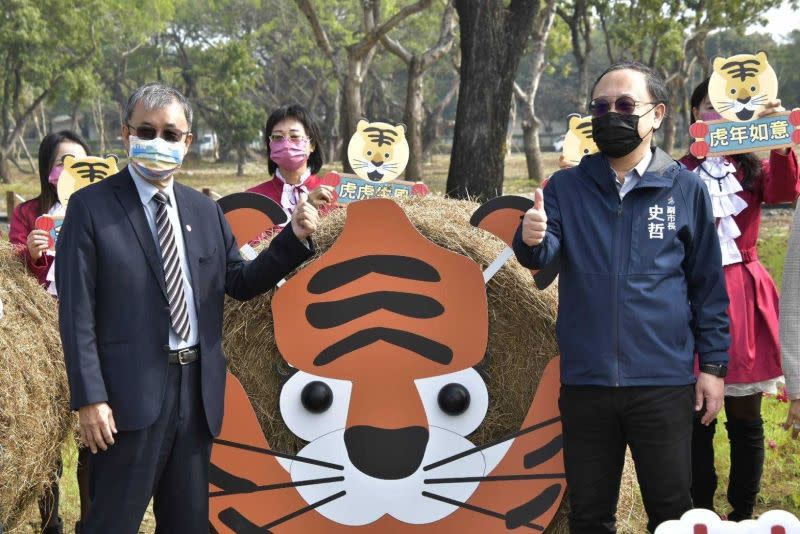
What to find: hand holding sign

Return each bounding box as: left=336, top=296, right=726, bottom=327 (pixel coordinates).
left=26, top=229, right=51, bottom=260
left=291, top=192, right=319, bottom=241
left=308, top=185, right=336, bottom=208
left=522, top=188, right=547, bottom=247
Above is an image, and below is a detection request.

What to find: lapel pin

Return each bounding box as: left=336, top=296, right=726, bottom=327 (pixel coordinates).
left=186, top=225, right=192, bottom=232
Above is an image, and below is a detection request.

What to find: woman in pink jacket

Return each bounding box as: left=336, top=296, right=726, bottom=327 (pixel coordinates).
left=9, top=131, right=89, bottom=289
left=9, top=130, right=92, bottom=534
left=680, top=78, right=799, bottom=520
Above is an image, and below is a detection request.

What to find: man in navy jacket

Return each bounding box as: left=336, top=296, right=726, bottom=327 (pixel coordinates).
left=514, top=63, right=729, bottom=533
left=56, top=83, right=319, bottom=533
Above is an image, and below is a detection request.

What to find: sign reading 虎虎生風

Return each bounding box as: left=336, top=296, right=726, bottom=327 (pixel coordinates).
left=689, top=111, right=800, bottom=158
left=318, top=172, right=430, bottom=205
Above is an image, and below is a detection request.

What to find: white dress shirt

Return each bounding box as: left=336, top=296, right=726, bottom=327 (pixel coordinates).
left=129, top=167, right=200, bottom=349
left=615, top=148, right=653, bottom=200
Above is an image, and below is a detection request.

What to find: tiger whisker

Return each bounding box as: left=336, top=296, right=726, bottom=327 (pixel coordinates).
left=425, top=473, right=565, bottom=485
left=423, top=415, right=561, bottom=471
left=213, top=438, right=345, bottom=470
left=218, top=490, right=347, bottom=531
left=421, top=491, right=545, bottom=531
left=209, top=476, right=345, bottom=498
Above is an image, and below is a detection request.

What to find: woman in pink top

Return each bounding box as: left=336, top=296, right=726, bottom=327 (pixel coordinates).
left=680, top=78, right=799, bottom=520
left=10, top=131, right=89, bottom=288
left=248, top=104, right=334, bottom=229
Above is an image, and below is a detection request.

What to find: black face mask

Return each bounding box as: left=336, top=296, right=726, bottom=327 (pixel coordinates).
left=592, top=111, right=652, bottom=158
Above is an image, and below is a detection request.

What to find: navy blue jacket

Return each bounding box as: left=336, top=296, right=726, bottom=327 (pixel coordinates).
left=513, top=148, right=729, bottom=386
left=56, top=168, right=312, bottom=435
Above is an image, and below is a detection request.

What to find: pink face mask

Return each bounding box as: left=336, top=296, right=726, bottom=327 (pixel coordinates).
left=700, top=111, right=722, bottom=122
left=270, top=138, right=309, bottom=172
left=48, top=165, right=63, bottom=186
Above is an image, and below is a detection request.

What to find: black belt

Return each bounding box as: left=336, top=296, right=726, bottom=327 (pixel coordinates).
left=168, top=346, right=200, bottom=365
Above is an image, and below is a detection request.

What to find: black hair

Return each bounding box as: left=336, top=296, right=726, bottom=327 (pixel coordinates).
left=37, top=130, right=91, bottom=215
left=591, top=61, right=669, bottom=107
left=690, top=77, right=762, bottom=191
left=264, top=104, right=323, bottom=175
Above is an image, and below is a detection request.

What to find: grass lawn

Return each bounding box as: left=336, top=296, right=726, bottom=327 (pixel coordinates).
left=9, top=152, right=800, bottom=532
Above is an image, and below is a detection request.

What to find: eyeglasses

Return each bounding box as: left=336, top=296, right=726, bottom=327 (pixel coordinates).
left=588, top=96, right=656, bottom=117
left=269, top=133, right=309, bottom=144
left=127, top=124, right=190, bottom=143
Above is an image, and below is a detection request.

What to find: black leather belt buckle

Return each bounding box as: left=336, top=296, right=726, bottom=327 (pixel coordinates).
left=169, top=346, right=199, bottom=365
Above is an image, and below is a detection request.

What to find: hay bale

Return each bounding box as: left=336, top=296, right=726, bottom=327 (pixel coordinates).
left=0, top=240, right=71, bottom=531
left=222, top=195, right=643, bottom=531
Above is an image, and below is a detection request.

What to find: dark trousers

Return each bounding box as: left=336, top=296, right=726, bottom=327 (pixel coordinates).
left=83, top=360, right=212, bottom=534
left=691, top=393, right=764, bottom=520
left=559, top=385, right=695, bottom=533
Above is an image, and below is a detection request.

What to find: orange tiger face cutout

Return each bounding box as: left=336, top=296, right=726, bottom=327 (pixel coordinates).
left=210, top=198, right=564, bottom=533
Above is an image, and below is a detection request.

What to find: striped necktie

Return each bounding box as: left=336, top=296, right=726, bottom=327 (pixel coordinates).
left=152, top=191, right=191, bottom=341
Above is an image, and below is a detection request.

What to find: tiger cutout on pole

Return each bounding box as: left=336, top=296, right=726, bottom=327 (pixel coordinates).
left=319, top=119, right=430, bottom=205
left=688, top=51, right=800, bottom=159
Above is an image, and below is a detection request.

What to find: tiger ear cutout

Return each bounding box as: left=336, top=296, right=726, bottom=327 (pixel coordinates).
left=104, top=153, right=119, bottom=164
left=356, top=118, right=370, bottom=132
left=712, top=56, right=725, bottom=72
left=470, top=195, right=559, bottom=289
left=218, top=192, right=287, bottom=252
left=567, top=114, right=582, bottom=130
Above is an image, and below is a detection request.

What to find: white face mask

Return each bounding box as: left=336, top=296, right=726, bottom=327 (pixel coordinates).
left=128, top=136, right=186, bottom=181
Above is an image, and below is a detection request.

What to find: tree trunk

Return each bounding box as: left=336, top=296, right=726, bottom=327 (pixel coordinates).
left=521, top=114, right=545, bottom=184
left=507, top=97, right=517, bottom=155
left=404, top=59, right=425, bottom=180
left=446, top=1, right=540, bottom=201
left=423, top=77, right=459, bottom=159
left=0, top=150, right=11, bottom=184
left=661, top=113, right=676, bottom=154
left=237, top=148, right=246, bottom=176
left=339, top=62, right=363, bottom=173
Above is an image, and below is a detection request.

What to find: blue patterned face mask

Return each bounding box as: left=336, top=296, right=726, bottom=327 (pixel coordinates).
left=128, top=136, right=185, bottom=181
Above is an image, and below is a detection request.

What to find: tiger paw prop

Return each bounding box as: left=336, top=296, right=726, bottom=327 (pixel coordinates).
left=210, top=198, right=565, bottom=533
left=218, top=192, right=287, bottom=258
left=689, top=51, right=799, bottom=158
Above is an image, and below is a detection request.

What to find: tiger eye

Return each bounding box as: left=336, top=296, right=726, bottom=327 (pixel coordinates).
left=301, top=381, right=333, bottom=413
left=437, top=383, right=470, bottom=416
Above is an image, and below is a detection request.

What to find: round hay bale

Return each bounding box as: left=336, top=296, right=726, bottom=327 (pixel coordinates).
left=0, top=240, right=71, bottom=531
left=222, top=194, right=643, bottom=532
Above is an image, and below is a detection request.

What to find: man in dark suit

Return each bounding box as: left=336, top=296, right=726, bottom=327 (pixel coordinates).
left=56, top=83, right=319, bottom=533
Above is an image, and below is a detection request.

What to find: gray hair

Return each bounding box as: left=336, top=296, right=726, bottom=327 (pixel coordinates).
left=123, top=83, right=193, bottom=129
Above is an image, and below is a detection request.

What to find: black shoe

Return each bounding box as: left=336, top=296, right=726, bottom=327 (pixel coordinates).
left=41, top=517, right=63, bottom=534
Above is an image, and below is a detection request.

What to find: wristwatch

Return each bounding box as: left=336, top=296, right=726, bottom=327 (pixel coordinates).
left=699, top=363, right=728, bottom=378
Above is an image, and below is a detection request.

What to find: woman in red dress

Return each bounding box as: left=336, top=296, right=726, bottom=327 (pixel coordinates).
left=681, top=78, right=799, bottom=520
left=8, top=130, right=93, bottom=533
left=10, top=131, right=89, bottom=289
left=248, top=104, right=334, bottom=229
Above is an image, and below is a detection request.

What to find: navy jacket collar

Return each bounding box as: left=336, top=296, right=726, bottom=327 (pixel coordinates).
left=579, top=147, right=679, bottom=194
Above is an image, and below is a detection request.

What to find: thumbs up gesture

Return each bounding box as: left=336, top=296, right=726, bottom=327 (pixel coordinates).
left=291, top=192, right=319, bottom=241
left=522, top=188, right=547, bottom=247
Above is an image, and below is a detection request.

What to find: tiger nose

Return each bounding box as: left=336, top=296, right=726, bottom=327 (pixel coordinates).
left=370, top=159, right=383, bottom=166
left=344, top=426, right=429, bottom=480
left=737, top=96, right=751, bottom=104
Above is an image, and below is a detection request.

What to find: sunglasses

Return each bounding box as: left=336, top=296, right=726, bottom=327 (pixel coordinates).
left=588, top=96, right=656, bottom=117
left=127, top=124, right=190, bottom=143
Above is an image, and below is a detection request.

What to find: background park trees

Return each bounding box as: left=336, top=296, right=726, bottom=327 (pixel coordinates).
left=1, top=0, right=798, bottom=195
